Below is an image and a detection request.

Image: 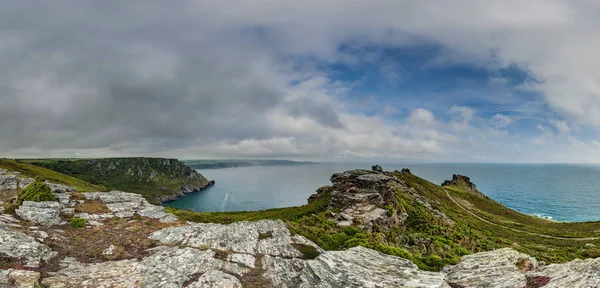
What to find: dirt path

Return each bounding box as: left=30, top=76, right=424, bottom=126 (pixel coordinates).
left=443, top=188, right=600, bottom=241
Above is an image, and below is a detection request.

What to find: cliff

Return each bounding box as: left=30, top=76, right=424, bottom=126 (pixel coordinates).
left=21, top=158, right=214, bottom=203
left=2, top=166, right=600, bottom=287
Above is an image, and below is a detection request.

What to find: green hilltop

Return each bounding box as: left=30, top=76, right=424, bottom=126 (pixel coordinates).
left=19, top=158, right=213, bottom=203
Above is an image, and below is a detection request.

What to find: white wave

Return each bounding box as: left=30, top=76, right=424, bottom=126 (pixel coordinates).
left=220, top=193, right=229, bottom=212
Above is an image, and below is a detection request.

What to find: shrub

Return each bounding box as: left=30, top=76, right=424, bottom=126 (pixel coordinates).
left=3, top=204, right=18, bottom=215
left=16, top=180, right=55, bottom=205
left=70, top=217, right=88, bottom=228
left=292, top=243, right=321, bottom=259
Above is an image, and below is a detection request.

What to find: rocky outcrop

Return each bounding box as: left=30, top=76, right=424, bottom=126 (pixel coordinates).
left=444, top=248, right=538, bottom=287
left=314, top=169, right=451, bottom=229
left=0, top=269, right=40, bottom=288
left=442, top=174, right=479, bottom=192
left=82, top=191, right=177, bottom=222
left=41, top=220, right=449, bottom=288
left=0, top=226, right=56, bottom=268
left=16, top=201, right=64, bottom=225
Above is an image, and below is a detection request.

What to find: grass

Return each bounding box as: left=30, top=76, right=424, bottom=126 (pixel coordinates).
left=20, top=158, right=210, bottom=203
left=167, top=190, right=331, bottom=224
left=74, top=200, right=111, bottom=214
left=69, top=218, right=88, bottom=228
left=170, top=169, right=600, bottom=272
left=0, top=159, right=106, bottom=192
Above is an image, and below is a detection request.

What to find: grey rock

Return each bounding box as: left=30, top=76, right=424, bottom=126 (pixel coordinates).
left=0, top=214, right=21, bottom=228
left=228, top=253, right=256, bottom=268
left=0, top=173, right=20, bottom=191
left=149, top=220, right=318, bottom=258
left=102, top=244, right=115, bottom=255
left=0, top=269, right=40, bottom=288
left=0, top=226, right=56, bottom=267
left=84, top=191, right=177, bottom=222
left=44, top=182, right=77, bottom=193
left=18, top=178, right=35, bottom=189
left=307, top=246, right=448, bottom=288
left=444, top=248, right=538, bottom=288
left=42, top=246, right=247, bottom=288
left=527, top=258, right=600, bottom=288
left=16, top=201, right=63, bottom=225
left=187, top=270, right=243, bottom=288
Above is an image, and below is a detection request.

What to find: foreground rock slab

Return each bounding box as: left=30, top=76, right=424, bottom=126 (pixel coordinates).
left=0, top=269, right=40, bottom=288
left=444, top=248, right=538, bottom=288
left=16, top=201, right=63, bottom=225
left=0, top=226, right=56, bottom=268
left=83, top=191, right=177, bottom=222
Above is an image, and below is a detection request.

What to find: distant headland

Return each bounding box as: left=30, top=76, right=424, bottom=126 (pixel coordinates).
left=183, top=159, right=318, bottom=169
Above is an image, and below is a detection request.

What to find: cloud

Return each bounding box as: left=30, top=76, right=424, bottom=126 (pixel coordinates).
left=549, top=120, right=571, bottom=134
left=490, top=114, right=513, bottom=128
left=1, top=1, right=600, bottom=162
left=408, top=108, right=435, bottom=127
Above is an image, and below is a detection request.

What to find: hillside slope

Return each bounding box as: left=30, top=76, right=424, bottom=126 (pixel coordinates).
left=0, top=159, right=105, bottom=192
left=21, top=158, right=214, bottom=203
left=173, top=167, right=600, bottom=271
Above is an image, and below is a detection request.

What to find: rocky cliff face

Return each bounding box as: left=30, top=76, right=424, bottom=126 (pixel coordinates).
left=25, top=158, right=214, bottom=203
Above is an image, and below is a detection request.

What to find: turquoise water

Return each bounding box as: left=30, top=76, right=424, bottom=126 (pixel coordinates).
left=165, top=163, right=600, bottom=222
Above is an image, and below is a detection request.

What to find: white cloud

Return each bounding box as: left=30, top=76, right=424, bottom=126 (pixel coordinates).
left=408, top=108, right=435, bottom=127
left=550, top=120, right=571, bottom=134
left=490, top=114, right=513, bottom=128
left=5, top=1, right=600, bottom=162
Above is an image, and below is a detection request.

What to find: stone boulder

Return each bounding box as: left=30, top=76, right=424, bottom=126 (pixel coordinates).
left=0, top=226, right=56, bottom=268
left=441, top=174, right=479, bottom=192
left=0, top=269, right=40, bottom=288
left=83, top=191, right=177, bottom=222
left=444, top=248, right=538, bottom=288
left=16, top=201, right=63, bottom=225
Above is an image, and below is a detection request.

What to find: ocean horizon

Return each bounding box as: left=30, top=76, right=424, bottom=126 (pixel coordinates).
left=165, top=163, right=600, bottom=223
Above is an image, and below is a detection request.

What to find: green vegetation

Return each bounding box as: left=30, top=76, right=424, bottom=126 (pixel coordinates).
left=0, top=159, right=105, bottom=192
left=183, top=159, right=318, bottom=169
left=16, top=179, right=56, bottom=205
left=292, top=243, right=321, bottom=259
left=69, top=217, right=88, bottom=228
left=7, top=158, right=600, bottom=272
left=20, top=158, right=210, bottom=203
left=171, top=170, right=600, bottom=271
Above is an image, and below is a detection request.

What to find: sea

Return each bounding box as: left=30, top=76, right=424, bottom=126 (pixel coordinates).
left=164, top=163, right=600, bottom=222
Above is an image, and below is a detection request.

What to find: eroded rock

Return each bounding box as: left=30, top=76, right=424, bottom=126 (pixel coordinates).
left=0, top=226, right=56, bottom=267
left=83, top=191, right=177, bottom=222
left=444, top=248, right=538, bottom=288
left=149, top=219, right=320, bottom=258
left=16, top=201, right=63, bottom=225
left=0, top=269, right=40, bottom=288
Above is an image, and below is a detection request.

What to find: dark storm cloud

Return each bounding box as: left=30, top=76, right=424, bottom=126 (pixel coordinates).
left=0, top=1, right=342, bottom=156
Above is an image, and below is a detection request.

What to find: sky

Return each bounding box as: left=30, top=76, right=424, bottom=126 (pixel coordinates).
left=2, top=1, right=600, bottom=163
